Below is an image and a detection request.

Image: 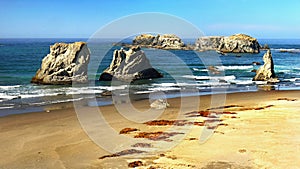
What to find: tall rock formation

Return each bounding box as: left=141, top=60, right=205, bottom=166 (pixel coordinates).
left=31, top=42, right=90, bottom=84
left=99, top=46, right=163, bottom=82
left=195, top=34, right=260, bottom=53
left=253, top=50, right=276, bottom=81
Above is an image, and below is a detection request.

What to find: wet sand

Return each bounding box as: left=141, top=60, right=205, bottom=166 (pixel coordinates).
left=0, top=90, right=300, bottom=168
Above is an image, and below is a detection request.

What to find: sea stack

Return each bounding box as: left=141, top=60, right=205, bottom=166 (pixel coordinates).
left=253, top=50, right=277, bottom=81
left=219, top=34, right=260, bottom=53
left=195, top=34, right=260, bottom=53
left=31, top=42, right=90, bottom=85
left=132, top=34, right=185, bottom=50
left=195, top=36, right=224, bottom=51
left=99, top=46, right=163, bottom=82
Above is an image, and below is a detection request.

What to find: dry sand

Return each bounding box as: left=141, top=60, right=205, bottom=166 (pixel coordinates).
left=0, top=90, right=300, bottom=169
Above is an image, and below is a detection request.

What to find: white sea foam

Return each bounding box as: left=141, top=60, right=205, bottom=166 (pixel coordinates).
left=134, top=91, right=154, bottom=94
left=182, top=75, right=210, bottom=80
left=183, top=75, right=236, bottom=81
left=97, top=85, right=128, bottom=91
left=255, top=81, right=268, bottom=85
left=152, top=83, right=177, bottom=87
left=178, top=82, right=200, bottom=86
left=215, top=65, right=253, bottom=70
left=29, top=98, right=84, bottom=106
left=278, top=70, right=292, bottom=73
left=149, top=87, right=181, bottom=92
left=196, top=82, right=230, bottom=87
left=65, top=89, right=104, bottom=95
left=273, top=48, right=300, bottom=53
left=283, top=78, right=296, bottom=82
left=229, top=80, right=254, bottom=85
left=52, top=98, right=84, bottom=104
left=19, top=93, right=59, bottom=99
left=0, top=106, right=14, bottom=109
left=0, top=85, right=21, bottom=90
left=0, top=85, right=128, bottom=103
left=0, top=94, right=20, bottom=101
left=152, top=83, right=200, bottom=87
left=192, top=68, right=209, bottom=72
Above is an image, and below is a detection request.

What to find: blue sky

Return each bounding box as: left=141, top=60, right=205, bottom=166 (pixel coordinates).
left=1, top=0, right=300, bottom=38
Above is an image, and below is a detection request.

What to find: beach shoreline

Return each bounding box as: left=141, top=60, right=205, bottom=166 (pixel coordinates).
left=1, top=90, right=300, bottom=168
left=0, top=87, right=284, bottom=118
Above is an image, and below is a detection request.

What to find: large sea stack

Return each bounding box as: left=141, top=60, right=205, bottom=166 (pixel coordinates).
left=99, top=46, right=163, bottom=82
left=253, top=50, right=276, bottom=81
left=31, top=42, right=90, bottom=85
left=133, top=34, right=185, bottom=50
left=195, top=34, right=260, bottom=53
left=219, top=34, right=260, bottom=53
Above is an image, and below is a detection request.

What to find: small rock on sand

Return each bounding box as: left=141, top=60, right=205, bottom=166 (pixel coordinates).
left=150, top=99, right=170, bottom=109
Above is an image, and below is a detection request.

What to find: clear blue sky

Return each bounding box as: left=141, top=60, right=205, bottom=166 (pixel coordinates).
left=1, top=0, right=300, bottom=38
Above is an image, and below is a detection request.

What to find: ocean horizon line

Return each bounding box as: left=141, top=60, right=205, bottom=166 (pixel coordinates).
left=1, top=37, right=300, bottom=40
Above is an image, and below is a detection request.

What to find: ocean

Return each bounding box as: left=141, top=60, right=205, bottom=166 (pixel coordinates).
left=1, top=38, right=300, bottom=116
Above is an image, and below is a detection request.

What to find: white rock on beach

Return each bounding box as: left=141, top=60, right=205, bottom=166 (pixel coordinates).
left=150, top=99, right=170, bottom=109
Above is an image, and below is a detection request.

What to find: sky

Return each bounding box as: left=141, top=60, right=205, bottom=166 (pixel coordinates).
left=0, top=0, right=300, bottom=39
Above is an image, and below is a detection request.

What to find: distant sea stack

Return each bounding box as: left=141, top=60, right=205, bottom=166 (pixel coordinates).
left=253, top=50, right=277, bottom=82
left=196, top=34, right=260, bottom=53
left=195, top=36, right=223, bottom=51
left=31, top=42, right=90, bottom=85
left=99, top=46, right=163, bottom=82
left=132, top=34, right=186, bottom=50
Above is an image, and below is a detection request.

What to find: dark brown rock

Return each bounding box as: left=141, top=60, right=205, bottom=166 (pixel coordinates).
left=128, top=161, right=143, bottom=168
left=252, top=62, right=261, bottom=65
left=119, top=128, right=139, bottom=134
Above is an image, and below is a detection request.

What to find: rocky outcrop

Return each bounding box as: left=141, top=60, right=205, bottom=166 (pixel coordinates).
left=260, top=44, right=270, bottom=50
left=132, top=34, right=156, bottom=46
left=253, top=50, right=277, bottom=81
left=219, top=34, right=260, bottom=53
left=195, top=34, right=260, bottom=53
left=31, top=42, right=90, bottom=84
left=132, top=34, right=185, bottom=50
left=195, top=36, right=224, bottom=51
left=99, top=46, right=163, bottom=82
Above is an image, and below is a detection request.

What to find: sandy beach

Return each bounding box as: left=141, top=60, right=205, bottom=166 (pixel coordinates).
left=0, top=90, right=300, bottom=168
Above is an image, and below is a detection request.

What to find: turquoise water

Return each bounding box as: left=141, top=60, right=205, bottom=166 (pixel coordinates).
left=1, top=38, right=300, bottom=116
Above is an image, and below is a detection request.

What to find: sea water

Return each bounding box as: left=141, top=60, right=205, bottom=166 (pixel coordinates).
left=1, top=38, right=300, bottom=116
